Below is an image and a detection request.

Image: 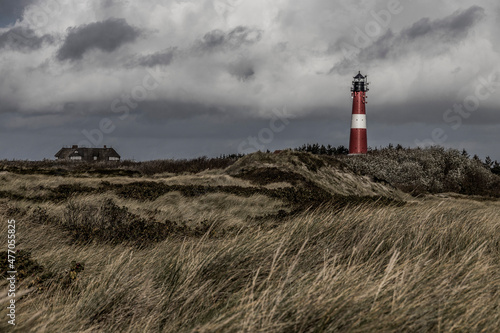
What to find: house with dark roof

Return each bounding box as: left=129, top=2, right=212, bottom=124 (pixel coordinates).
left=55, top=145, right=120, bottom=162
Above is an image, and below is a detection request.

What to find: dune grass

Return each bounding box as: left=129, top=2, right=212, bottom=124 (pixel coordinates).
left=1, top=195, right=499, bottom=332
left=1, top=150, right=499, bottom=332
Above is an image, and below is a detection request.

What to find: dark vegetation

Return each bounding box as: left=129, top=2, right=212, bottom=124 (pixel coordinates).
left=62, top=199, right=177, bottom=245
left=339, top=146, right=500, bottom=197
left=1, top=249, right=86, bottom=293
left=297, top=143, right=500, bottom=174
left=0, top=154, right=243, bottom=176
left=295, top=143, right=349, bottom=156
left=1, top=249, right=55, bottom=292
left=294, top=144, right=500, bottom=197
left=0, top=250, right=44, bottom=281
left=29, top=200, right=231, bottom=246
left=235, top=167, right=309, bottom=185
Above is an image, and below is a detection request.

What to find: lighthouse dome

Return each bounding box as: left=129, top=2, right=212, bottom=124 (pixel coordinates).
left=354, top=71, right=365, bottom=79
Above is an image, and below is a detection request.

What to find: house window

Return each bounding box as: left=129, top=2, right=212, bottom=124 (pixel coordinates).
left=108, top=157, right=119, bottom=161
left=70, top=156, right=82, bottom=160
left=93, top=156, right=98, bottom=160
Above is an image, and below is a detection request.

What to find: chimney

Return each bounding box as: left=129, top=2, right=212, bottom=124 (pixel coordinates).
left=104, top=145, right=107, bottom=148
left=72, top=145, right=78, bottom=149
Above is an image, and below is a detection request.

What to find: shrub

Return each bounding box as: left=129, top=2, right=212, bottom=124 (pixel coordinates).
left=340, top=146, right=500, bottom=197
left=62, top=199, right=176, bottom=246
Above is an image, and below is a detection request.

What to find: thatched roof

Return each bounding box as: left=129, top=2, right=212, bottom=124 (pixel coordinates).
left=55, top=146, right=120, bottom=160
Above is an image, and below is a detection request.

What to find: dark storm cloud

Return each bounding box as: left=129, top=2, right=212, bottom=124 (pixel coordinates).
left=137, top=47, right=177, bottom=67
left=401, top=5, right=485, bottom=43
left=0, top=26, right=53, bottom=51
left=331, top=5, right=485, bottom=73
left=0, top=0, right=31, bottom=26
left=136, top=27, right=262, bottom=67
left=363, top=5, right=485, bottom=60
left=194, top=26, right=263, bottom=53
left=57, top=18, right=141, bottom=61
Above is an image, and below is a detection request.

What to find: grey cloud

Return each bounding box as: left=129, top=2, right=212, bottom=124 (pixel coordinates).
left=331, top=5, right=485, bottom=73
left=201, top=29, right=226, bottom=49
left=137, top=47, right=176, bottom=67
left=366, top=5, right=485, bottom=60
left=227, top=26, right=262, bottom=46
left=0, top=27, right=53, bottom=51
left=195, top=26, right=262, bottom=53
left=57, top=18, right=141, bottom=61
left=228, top=58, right=255, bottom=81
left=137, top=26, right=262, bottom=67
left=400, top=5, right=485, bottom=42
left=368, top=6, right=484, bottom=60
left=357, top=29, right=395, bottom=62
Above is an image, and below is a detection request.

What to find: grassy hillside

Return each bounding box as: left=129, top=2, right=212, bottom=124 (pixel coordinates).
left=1, top=149, right=499, bottom=332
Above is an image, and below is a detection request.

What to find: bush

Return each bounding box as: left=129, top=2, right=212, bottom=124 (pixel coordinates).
left=62, top=199, right=177, bottom=246
left=340, top=146, right=500, bottom=197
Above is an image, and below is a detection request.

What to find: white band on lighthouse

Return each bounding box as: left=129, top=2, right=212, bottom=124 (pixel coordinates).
left=351, top=114, right=366, bottom=129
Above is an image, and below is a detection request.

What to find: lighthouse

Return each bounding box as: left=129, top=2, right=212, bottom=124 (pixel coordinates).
left=349, top=71, right=369, bottom=154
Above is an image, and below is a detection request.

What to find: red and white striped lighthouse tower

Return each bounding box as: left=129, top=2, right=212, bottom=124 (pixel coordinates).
left=349, top=71, right=369, bottom=154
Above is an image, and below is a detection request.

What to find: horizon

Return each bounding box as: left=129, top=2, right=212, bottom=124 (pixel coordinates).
left=1, top=143, right=497, bottom=163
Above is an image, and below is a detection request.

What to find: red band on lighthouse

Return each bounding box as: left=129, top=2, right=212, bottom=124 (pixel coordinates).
left=349, top=72, right=368, bottom=154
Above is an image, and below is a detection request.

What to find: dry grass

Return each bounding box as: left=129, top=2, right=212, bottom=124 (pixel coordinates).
left=1, top=194, right=499, bottom=332
left=226, top=151, right=409, bottom=200
left=1, top=151, right=499, bottom=332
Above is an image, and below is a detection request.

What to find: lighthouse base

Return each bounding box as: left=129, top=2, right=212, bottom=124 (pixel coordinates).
left=349, top=128, right=367, bottom=154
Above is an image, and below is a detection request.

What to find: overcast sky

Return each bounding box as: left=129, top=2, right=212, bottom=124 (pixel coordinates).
left=0, top=0, right=499, bottom=161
